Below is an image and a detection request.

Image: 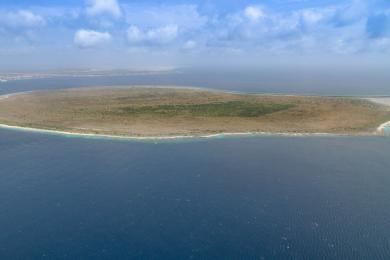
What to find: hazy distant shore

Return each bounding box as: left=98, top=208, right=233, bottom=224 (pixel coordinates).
left=0, top=68, right=177, bottom=82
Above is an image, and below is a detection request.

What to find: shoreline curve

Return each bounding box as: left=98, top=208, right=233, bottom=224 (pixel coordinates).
left=378, top=121, right=390, bottom=133
left=0, top=123, right=353, bottom=141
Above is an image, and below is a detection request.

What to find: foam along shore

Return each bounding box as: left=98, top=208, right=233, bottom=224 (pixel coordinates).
left=0, top=94, right=10, bottom=100
left=0, top=123, right=207, bottom=140
left=0, top=92, right=26, bottom=100
left=0, top=123, right=355, bottom=142
left=378, top=121, right=390, bottom=134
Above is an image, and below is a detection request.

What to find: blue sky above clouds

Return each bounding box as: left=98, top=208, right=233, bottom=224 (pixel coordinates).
left=0, top=0, right=389, bottom=70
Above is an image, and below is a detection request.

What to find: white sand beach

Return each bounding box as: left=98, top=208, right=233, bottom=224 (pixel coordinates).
left=367, top=97, right=390, bottom=107
left=366, top=97, right=390, bottom=133
left=0, top=123, right=348, bottom=141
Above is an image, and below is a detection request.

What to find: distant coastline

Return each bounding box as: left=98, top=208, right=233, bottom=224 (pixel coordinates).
left=0, top=68, right=177, bottom=82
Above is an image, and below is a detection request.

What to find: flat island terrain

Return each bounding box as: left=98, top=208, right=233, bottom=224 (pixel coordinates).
left=0, top=86, right=390, bottom=137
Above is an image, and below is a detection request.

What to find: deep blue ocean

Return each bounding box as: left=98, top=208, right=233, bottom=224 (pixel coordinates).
left=1, top=71, right=390, bottom=259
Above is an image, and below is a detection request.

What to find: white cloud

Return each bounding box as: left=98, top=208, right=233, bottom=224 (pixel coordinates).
left=123, top=5, right=206, bottom=31
left=183, top=40, right=197, bottom=49
left=0, top=0, right=388, bottom=66
left=74, top=29, right=111, bottom=48
left=0, top=10, right=45, bottom=28
left=86, top=0, right=121, bottom=18
left=127, top=25, right=178, bottom=45
left=369, top=37, right=390, bottom=53
left=244, top=6, right=264, bottom=22
left=300, top=9, right=326, bottom=25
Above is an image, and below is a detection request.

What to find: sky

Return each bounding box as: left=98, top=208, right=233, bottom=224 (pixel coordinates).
left=0, top=0, right=389, bottom=71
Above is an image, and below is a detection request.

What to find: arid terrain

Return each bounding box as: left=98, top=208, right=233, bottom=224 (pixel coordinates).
left=0, top=86, right=390, bottom=137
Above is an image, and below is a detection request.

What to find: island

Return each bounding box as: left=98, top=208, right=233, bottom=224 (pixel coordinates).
left=0, top=86, right=389, bottom=138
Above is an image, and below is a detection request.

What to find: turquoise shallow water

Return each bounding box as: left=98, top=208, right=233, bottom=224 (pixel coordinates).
left=385, top=124, right=390, bottom=134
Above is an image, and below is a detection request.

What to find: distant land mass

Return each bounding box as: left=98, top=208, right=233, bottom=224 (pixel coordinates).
left=0, top=86, right=390, bottom=138
left=0, top=68, right=175, bottom=82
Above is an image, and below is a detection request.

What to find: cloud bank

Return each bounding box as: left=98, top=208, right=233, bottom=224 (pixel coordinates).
left=74, top=29, right=111, bottom=48
left=86, top=0, right=121, bottom=18
left=0, top=10, right=45, bottom=28
left=127, top=25, right=178, bottom=45
left=0, top=0, right=389, bottom=69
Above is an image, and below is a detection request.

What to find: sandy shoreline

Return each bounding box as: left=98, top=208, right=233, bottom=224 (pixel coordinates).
left=0, top=92, right=29, bottom=100
left=0, top=123, right=353, bottom=141
left=0, top=94, right=10, bottom=100
left=378, top=121, right=390, bottom=133
left=364, top=97, right=390, bottom=134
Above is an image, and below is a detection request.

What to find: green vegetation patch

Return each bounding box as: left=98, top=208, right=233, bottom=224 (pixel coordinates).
left=119, top=101, right=294, bottom=117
